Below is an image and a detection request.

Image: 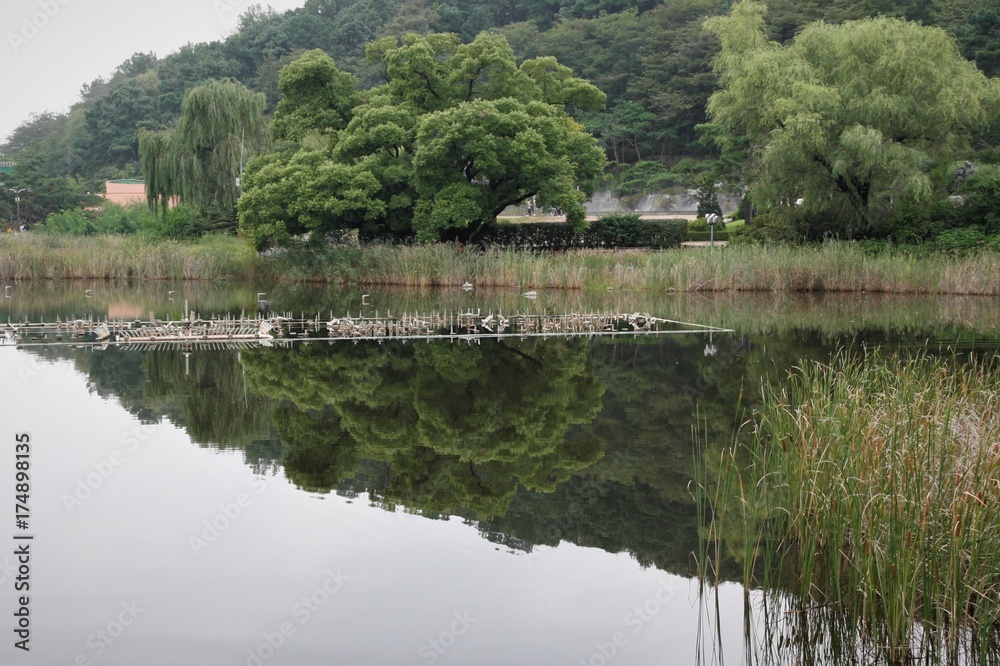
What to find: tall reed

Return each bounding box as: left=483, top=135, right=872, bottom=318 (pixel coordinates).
left=0, top=234, right=266, bottom=282
left=269, top=242, right=1000, bottom=294
left=705, top=350, right=1000, bottom=663
left=3, top=234, right=1000, bottom=294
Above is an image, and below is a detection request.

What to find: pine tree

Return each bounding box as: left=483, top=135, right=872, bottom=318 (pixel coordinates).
left=696, top=176, right=722, bottom=219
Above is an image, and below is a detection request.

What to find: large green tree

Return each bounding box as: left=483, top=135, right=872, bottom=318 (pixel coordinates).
left=270, top=49, right=359, bottom=142
left=703, top=1, right=999, bottom=238
left=239, top=31, right=606, bottom=245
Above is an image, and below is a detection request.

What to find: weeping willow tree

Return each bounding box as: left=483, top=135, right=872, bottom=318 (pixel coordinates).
left=139, top=80, right=270, bottom=231
left=703, top=1, right=998, bottom=239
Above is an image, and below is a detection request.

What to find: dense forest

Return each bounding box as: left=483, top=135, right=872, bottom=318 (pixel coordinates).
left=2, top=0, right=999, bottom=231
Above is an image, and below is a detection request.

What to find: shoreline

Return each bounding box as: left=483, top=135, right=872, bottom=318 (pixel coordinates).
left=0, top=234, right=997, bottom=295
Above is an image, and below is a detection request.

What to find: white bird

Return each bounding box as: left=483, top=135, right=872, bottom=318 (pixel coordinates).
left=522, top=290, right=537, bottom=299
left=462, top=281, right=473, bottom=291
left=85, top=289, right=93, bottom=297
left=3, top=285, right=10, bottom=298
left=361, top=294, right=370, bottom=305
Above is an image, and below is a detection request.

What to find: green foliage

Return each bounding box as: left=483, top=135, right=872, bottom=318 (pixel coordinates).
left=9, top=0, right=1000, bottom=231
left=140, top=204, right=206, bottom=239
left=686, top=230, right=730, bottom=242
left=38, top=207, right=140, bottom=236
left=76, top=72, right=166, bottom=174
left=241, top=31, right=606, bottom=246
left=238, top=150, right=386, bottom=250
left=35, top=202, right=208, bottom=239
left=934, top=225, right=991, bottom=253
left=695, top=175, right=722, bottom=218
left=411, top=97, right=605, bottom=240
left=270, top=50, right=359, bottom=142
left=947, top=3, right=1000, bottom=77
left=140, top=80, right=270, bottom=230
left=736, top=191, right=753, bottom=223
left=592, top=213, right=642, bottom=245
left=481, top=217, right=687, bottom=249
left=952, top=163, right=1000, bottom=234
left=704, top=1, right=997, bottom=239
left=617, top=161, right=674, bottom=196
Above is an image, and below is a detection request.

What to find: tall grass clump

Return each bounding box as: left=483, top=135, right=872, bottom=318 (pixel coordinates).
left=0, top=234, right=264, bottom=281
left=280, top=241, right=1000, bottom=294
left=704, top=350, right=1000, bottom=663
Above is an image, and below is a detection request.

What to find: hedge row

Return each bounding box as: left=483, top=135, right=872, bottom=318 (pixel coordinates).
left=686, top=230, right=731, bottom=242
left=481, top=217, right=689, bottom=250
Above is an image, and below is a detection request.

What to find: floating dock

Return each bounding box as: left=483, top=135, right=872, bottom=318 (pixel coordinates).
left=1, top=310, right=731, bottom=350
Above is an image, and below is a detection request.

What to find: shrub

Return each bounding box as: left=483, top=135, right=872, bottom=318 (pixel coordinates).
left=590, top=213, right=643, bottom=245
left=35, top=202, right=222, bottom=241
left=479, top=218, right=687, bottom=250
left=935, top=225, right=988, bottom=253
left=686, top=231, right=730, bottom=242
left=954, top=164, right=1000, bottom=235
left=140, top=204, right=202, bottom=239
left=38, top=206, right=144, bottom=235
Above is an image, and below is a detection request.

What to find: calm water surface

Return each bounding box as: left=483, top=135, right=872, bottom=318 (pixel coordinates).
left=0, top=283, right=997, bottom=666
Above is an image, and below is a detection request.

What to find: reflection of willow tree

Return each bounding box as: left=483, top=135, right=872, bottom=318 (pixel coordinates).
left=142, top=350, right=282, bottom=471
left=73, top=347, right=159, bottom=422
left=241, top=339, right=605, bottom=518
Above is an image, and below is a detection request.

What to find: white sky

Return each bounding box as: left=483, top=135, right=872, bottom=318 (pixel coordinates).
left=0, top=0, right=308, bottom=146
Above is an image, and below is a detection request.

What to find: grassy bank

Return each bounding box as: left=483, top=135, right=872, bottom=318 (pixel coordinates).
left=2, top=234, right=1000, bottom=294
left=700, top=351, right=1000, bottom=662
left=275, top=242, right=1000, bottom=294
left=0, top=234, right=264, bottom=282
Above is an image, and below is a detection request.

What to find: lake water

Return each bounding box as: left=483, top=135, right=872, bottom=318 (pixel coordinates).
left=0, top=282, right=997, bottom=666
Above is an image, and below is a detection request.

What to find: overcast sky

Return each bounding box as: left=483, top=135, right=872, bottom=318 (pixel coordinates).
left=0, top=0, right=307, bottom=146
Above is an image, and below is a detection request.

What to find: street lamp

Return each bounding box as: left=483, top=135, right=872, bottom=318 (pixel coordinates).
left=706, top=213, right=719, bottom=248
left=7, top=187, right=30, bottom=228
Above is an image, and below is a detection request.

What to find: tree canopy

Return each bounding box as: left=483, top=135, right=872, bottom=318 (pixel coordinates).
left=704, top=1, right=999, bottom=238
left=270, top=49, right=359, bottom=142
left=139, top=79, right=270, bottom=230
left=6, top=0, right=1000, bottom=232
left=238, top=31, right=606, bottom=246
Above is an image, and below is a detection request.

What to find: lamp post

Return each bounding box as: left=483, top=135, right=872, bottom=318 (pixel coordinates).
left=8, top=187, right=29, bottom=228
left=706, top=213, right=719, bottom=248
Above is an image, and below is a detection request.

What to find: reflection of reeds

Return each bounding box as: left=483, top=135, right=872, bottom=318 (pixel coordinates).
left=699, top=350, right=1000, bottom=664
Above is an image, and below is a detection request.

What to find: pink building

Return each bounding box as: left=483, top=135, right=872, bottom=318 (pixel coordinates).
left=102, top=179, right=147, bottom=206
